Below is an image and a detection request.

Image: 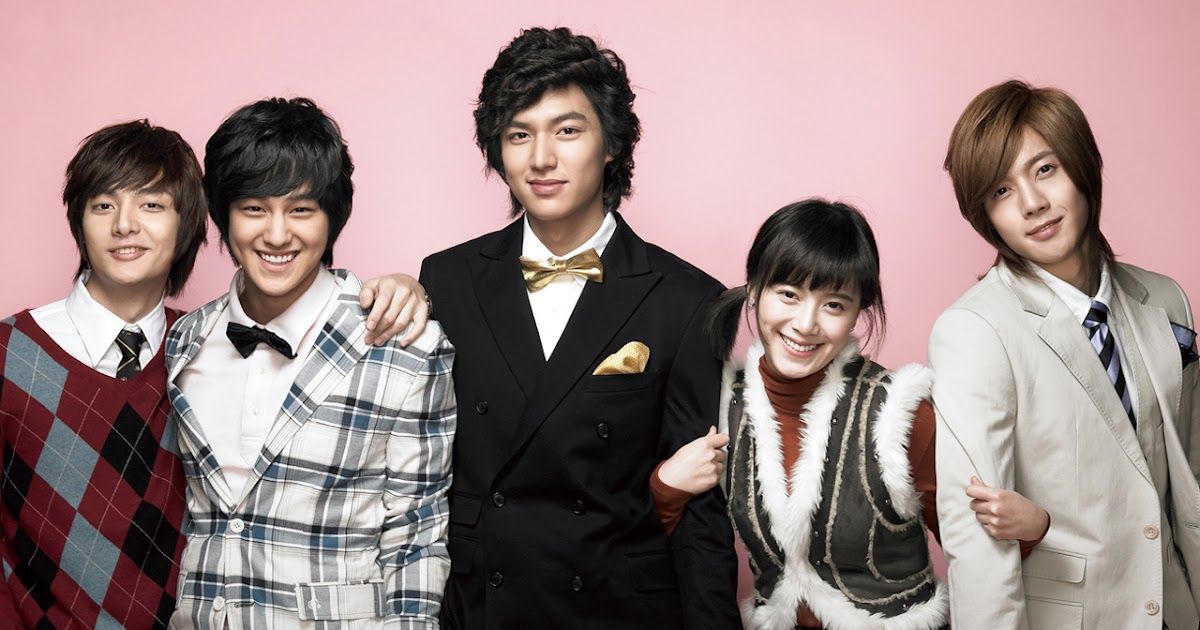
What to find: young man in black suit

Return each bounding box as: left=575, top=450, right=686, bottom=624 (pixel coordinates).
left=420, top=26, right=740, bottom=629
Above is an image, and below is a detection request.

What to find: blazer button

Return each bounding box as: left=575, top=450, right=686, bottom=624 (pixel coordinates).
left=1144, top=525, right=1160, bottom=539
left=489, top=571, right=504, bottom=588
left=475, top=400, right=488, bottom=415
left=596, top=422, right=610, bottom=438
left=1145, top=599, right=1160, bottom=615
left=492, top=492, right=506, bottom=507
left=570, top=575, right=584, bottom=592
left=571, top=500, right=585, bottom=515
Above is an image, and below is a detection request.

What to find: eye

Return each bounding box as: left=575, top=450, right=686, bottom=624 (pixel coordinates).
left=1036, top=163, right=1056, bottom=176
left=143, top=202, right=166, bottom=211
left=558, top=127, right=580, bottom=136
left=779, top=289, right=798, bottom=300
left=992, top=186, right=1010, bottom=199
left=290, top=206, right=316, bottom=215
left=506, top=131, right=530, bottom=142
left=92, top=202, right=115, bottom=212
left=240, top=205, right=265, bottom=214
left=826, top=301, right=846, bottom=312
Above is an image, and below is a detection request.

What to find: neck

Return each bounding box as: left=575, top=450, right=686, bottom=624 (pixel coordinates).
left=239, top=267, right=321, bottom=325
left=1040, top=251, right=1098, bottom=296
left=527, top=205, right=606, bottom=257
left=85, top=276, right=164, bottom=323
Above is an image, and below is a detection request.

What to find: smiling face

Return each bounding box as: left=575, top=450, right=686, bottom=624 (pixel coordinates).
left=985, top=127, right=1090, bottom=284
left=227, top=192, right=329, bottom=323
left=501, top=84, right=612, bottom=244
left=82, top=187, right=179, bottom=308
left=754, top=282, right=861, bottom=380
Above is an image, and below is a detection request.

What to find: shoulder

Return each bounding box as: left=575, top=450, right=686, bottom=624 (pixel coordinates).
left=1115, top=262, right=1192, bottom=323
left=422, top=228, right=507, bottom=270
left=641, top=241, right=724, bottom=303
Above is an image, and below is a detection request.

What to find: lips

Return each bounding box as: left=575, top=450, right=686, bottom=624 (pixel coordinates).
left=257, top=251, right=297, bottom=270
left=781, top=334, right=819, bottom=355
left=108, top=246, right=148, bottom=261
left=1027, top=217, right=1063, bottom=241
left=528, top=179, right=566, bottom=196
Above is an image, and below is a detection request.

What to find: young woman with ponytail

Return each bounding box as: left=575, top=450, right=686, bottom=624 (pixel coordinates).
left=647, top=199, right=1050, bottom=630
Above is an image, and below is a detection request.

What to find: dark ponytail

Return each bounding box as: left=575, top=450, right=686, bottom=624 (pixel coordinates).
left=706, top=285, right=749, bottom=360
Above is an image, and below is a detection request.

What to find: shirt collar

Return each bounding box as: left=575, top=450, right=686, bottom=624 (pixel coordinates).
left=521, top=211, right=617, bottom=262
left=64, top=272, right=166, bottom=367
left=1030, top=262, right=1114, bottom=325
left=227, top=266, right=338, bottom=352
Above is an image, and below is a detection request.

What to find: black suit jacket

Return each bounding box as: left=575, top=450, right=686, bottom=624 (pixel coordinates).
left=420, top=213, right=740, bottom=629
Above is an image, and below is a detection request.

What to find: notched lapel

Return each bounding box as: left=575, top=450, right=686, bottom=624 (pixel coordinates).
left=471, top=221, right=545, bottom=398
left=1114, top=272, right=1182, bottom=436
left=233, top=297, right=371, bottom=509
left=503, top=218, right=661, bottom=462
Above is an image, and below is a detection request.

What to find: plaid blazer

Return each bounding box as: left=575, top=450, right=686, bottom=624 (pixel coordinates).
left=165, top=271, right=456, bottom=629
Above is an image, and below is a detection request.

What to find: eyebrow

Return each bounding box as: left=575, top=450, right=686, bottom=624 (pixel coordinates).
left=507, top=111, right=590, bottom=129
left=1023, top=149, right=1055, bottom=169
left=828, top=292, right=857, bottom=302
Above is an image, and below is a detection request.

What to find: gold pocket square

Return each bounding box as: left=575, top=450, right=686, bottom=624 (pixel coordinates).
left=593, top=341, right=650, bottom=375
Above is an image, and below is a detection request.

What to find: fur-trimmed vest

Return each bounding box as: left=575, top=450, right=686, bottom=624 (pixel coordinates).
left=718, top=341, right=948, bottom=630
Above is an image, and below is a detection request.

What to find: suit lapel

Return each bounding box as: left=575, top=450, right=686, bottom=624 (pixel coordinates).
left=1001, top=264, right=1152, bottom=482
left=166, top=295, right=240, bottom=511
left=232, top=281, right=371, bottom=510
left=503, top=215, right=662, bottom=461
left=1112, top=267, right=1183, bottom=440
left=470, top=219, right=546, bottom=398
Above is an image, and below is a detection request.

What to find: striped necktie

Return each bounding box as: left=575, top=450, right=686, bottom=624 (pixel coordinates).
left=115, top=328, right=146, bottom=381
left=1082, top=301, right=1135, bottom=429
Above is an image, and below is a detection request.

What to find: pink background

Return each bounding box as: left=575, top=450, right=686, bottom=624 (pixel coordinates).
left=3, top=0, right=1198, bottom=593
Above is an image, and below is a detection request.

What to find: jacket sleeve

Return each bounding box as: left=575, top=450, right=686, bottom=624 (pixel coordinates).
left=929, top=308, right=1029, bottom=630
left=379, top=332, right=457, bottom=629
left=660, top=288, right=741, bottom=629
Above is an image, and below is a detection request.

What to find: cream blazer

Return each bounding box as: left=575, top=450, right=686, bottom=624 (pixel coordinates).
left=929, top=261, right=1200, bottom=630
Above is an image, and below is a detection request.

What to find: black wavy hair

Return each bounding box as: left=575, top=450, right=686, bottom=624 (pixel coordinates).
left=474, top=26, right=641, bottom=216
left=707, top=199, right=887, bottom=360
left=204, top=97, right=353, bottom=266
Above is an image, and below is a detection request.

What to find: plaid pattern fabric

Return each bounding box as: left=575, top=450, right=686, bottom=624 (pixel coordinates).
left=166, top=271, right=455, bottom=629
left=1, top=309, right=187, bottom=629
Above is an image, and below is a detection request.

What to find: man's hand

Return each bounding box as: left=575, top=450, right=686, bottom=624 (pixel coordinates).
left=966, top=475, right=1050, bottom=542
left=657, top=427, right=730, bottom=495
left=359, top=273, right=429, bottom=346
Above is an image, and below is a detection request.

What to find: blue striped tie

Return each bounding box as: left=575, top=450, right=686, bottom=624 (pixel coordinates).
left=1083, top=301, right=1135, bottom=429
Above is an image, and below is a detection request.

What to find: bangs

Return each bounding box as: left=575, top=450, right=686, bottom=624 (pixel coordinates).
left=222, top=139, right=338, bottom=205
left=756, top=207, right=879, bottom=308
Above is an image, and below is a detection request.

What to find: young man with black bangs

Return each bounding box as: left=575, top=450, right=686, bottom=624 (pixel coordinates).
left=420, top=27, right=740, bottom=629
left=168, top=97, right=455, bottom=629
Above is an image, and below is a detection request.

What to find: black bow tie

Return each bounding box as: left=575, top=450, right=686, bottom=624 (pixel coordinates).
left=226, top=322, right=297, bottom=359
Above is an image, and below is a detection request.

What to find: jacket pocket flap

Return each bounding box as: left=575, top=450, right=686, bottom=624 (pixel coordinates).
left=626, top=551, right=677, bottom=592
left=1023, top=547, right=1086, bottom=583
left=294, top=580, right=385, bottom=621
left=450, top=493, right=481, bottom=526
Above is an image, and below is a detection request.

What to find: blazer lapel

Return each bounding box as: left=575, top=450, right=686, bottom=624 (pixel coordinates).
left=470, top=219, right=546, bottom=398
left=1001, top=264, right=1152, bottom=482
left=503, top=214, right=662, bottom=461
left=166, top=295, right=240, bottom=511
left=233, top=277, right=372, bottom=510
left=1112, top=267, right=1183, bottom=438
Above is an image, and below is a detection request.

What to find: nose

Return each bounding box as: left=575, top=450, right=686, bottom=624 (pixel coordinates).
left=263, top=211, right=290, bottom=246
left=113, top=203, right=140, bottom=236
left=1017, top=181, right=1049, bottom=218
left=790, top=304, right=820, bottom=336
left=530, top=134, right=556, bottom=172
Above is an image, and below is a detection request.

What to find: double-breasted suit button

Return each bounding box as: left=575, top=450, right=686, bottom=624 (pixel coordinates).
left=475, top=400, right=488, bottom=415
left=596, top=422, right=610, bottom=438
left=489, top=572, right=504, bottom=587
left=1145, top=599, right=1160, bottom=615
left=492, top=492, right=506, bottom=507
left=1144, top=524, right=1160, bottom=539
left=571, top=500, right=585, bottom=515
left=570, top=576, right=584, bottom=592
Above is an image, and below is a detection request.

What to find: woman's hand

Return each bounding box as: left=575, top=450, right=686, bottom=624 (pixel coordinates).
left=966, top=476, right=1050, bottom=541
left=359, top=273, right=430, bottom=346
left=657, top=427, right=730, bottom=495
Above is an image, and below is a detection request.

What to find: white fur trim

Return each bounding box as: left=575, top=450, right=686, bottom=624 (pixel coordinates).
left=870, top=363, right=933, bottom=520
left=739, top=343, right=947, bottom=630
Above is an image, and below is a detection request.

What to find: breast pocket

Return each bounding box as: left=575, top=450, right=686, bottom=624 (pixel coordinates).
left=583, top=369, right=663, bottom=393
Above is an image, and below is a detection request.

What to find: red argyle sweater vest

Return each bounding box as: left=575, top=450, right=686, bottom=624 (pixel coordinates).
left=0, top=309, right=186, bottom=629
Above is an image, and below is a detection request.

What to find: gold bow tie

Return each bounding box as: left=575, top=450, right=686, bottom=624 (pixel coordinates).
left=519, top=249, right=604, bottom=292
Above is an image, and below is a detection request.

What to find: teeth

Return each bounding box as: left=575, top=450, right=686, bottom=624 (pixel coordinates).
left=113, top=247, right=142, bottom=255
left=782, top=336, right=817, bottom=352
left=259, top=252, right=296, bottom=264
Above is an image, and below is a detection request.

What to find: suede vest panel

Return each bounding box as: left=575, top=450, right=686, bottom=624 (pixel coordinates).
left=728, top=357, right=938, bottom=622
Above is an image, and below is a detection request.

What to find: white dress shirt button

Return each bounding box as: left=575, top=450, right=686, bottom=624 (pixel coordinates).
left=1145, top=599, right=1160, bottom=615
left=213, top=596, right=226, bottom=611
left=229, top=518, right=245, bottom=533
left=1143, top=525, right=1160, bottom=539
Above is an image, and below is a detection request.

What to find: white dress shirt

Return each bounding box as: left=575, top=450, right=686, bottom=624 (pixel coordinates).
left=176, top=267, right=339, bottom=497
left=1031, top=262, right=1140, bottom=417
left=522, top=211, right=617, bottom=358
left=30, top=273, right=165, bottom=377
